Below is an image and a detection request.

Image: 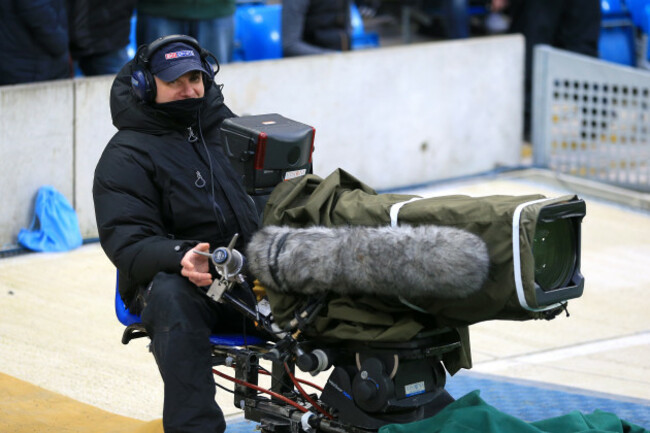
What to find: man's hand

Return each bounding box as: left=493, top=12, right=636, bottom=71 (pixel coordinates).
left=181, top=242, right=213, bottom=287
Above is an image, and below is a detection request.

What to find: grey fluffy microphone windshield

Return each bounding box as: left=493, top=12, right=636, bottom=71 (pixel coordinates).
left=246, top=225, right=490, bottom=299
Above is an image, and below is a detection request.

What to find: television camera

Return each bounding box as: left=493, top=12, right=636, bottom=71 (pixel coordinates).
left=120, top=114, right=586, bottom=433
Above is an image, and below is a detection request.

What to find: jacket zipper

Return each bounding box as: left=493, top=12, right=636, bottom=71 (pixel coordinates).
left=189, top=126, right=227, bottom=230
left=194, top=170, right=206, bottom=188
left=187, top=127, right=198, bottom=143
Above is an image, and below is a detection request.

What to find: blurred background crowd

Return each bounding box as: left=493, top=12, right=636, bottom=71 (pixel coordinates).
left=4, top=0, right=647, bottom=82
left=3, top=0, right=650, bottom=142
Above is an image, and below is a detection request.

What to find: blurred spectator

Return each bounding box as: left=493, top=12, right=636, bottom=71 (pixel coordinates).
left=67, top=0, right=137, bottom=76
left=0, top=0, right=71, bottom=85
left=135, top=0, right=236, bottom=64
left=492, top=0, right=601, bottom=139
left=421, top=0, right=471, bottom=39
left=282, top=0, right=352, bottom=57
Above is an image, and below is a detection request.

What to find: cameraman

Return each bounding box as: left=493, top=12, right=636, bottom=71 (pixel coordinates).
left=93, top=35, right=260, bottom=433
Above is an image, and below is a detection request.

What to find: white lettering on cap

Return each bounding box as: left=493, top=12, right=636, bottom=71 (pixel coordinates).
left=165, top=50, right=195, bottom=60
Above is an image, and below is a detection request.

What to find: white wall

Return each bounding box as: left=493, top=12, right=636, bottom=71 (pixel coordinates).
left=0, top=35, right=524, bottom=251
left=73, top=76, right=117, bottom=242
left=0, top=80, right=75, bottom=249
left=220, top=35, right=524, bottom=188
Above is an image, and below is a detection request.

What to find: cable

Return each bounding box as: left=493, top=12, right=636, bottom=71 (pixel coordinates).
left=255, top=365, right=301, bottom=400
left=284, top=363, right=333, bottom=419
left=216, top=382, right=234, bottom=394
left=257, top=365, right=324, bottom=393
left=212, top=368, right=309, bottom=413
left=196, top=113, right=227, bottom=228
left=221, top=362, right=323, bottom=396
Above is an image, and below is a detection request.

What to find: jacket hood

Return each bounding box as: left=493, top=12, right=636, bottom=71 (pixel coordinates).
left=110, top=60, right=229, bottom=134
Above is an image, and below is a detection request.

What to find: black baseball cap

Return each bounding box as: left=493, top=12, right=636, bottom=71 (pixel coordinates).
left=149, top=42, right=210, bottom=82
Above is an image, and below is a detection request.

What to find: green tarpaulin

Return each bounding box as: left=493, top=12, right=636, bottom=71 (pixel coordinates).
left=380, top=391, right=648, bottom=433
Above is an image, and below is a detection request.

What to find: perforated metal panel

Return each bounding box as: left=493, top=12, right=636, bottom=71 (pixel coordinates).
left=532, top=46, right=650, bottom=192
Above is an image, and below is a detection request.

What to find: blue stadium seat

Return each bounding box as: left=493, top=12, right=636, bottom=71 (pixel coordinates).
left=114, top=270, right=142, bottom=327
left=626, top=0, right=650, bottom=30
left=350, top=2, right=380, bottom=50
left=602, top=0, right=626, bottom=14
left=233, top=3, right=282, bottom=61
left=625, top=0, right=650, bottom=62
left=127, top=12, right=138, bottom=60
left=599, top=0, right=636, bottom=66
left=114, top=270, right=266, bottom=346
left=232, top=1, right=380, bottom=60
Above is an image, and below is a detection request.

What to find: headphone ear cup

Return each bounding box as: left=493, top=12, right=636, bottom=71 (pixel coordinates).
left=131, top=64, right=156, bottom=103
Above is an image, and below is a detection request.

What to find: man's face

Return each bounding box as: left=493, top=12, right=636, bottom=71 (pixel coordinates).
left=154, top=70, right=205, bottom=103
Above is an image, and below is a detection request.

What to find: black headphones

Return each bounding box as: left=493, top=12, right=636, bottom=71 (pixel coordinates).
left=131, top=34, right=220, bottom=103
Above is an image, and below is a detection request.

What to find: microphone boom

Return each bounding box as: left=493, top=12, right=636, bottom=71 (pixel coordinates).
left=246, top=225, right=490, bottom=300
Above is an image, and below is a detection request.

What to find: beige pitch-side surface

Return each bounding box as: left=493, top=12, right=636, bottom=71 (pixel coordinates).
left=0, top=170, right=648, bottom=431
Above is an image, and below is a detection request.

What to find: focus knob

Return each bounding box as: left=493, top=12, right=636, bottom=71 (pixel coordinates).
left=355, top=377, right=377, bottom=401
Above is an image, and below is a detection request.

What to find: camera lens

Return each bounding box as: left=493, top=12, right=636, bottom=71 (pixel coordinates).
left=533, top=219, right=576, bottom=291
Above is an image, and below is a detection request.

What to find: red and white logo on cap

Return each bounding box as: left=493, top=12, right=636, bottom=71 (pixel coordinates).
left=165, top=50, right=195, bottom=60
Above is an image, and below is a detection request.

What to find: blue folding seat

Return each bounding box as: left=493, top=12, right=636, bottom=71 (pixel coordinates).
left=233, top=2, right=282, bottom=61
left=599, top=0, right=637, bottom=66
left=350, top=2, right=380, bottom=50
left=114, top=270, right=265, bottom=346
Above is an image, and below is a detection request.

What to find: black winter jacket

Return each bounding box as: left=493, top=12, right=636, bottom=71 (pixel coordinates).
left=67, top=0, right=136, bottom=58
left=0, top=0, right=70, bottom=85
left=93, top=62, right=260, bottom=306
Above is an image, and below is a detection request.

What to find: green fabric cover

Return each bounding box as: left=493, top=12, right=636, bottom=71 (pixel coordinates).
left=379, top=390, right=649, bottom=433
left=261, top=169, right=473, bottom=373
left=260, top=169, right=582, bottom=374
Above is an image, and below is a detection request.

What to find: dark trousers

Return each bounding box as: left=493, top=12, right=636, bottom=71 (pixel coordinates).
left=509, top=0, right=601, bottom=138
left=139, top=272, right=253, bottom=433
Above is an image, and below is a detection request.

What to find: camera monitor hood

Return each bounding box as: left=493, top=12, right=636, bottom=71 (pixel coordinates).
left=221, top=114, right=315, bottom=196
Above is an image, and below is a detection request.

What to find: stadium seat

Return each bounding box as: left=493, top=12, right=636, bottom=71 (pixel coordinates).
left=114, top=270, right=266, bottom=346
left=350, top=2, right=380, bottom=50
left=599, top=0, right=636, bottom=66
left=233, top=2, right=282, bottom=61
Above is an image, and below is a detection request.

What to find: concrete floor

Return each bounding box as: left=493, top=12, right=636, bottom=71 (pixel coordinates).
left=0, top=168, right=648, bottom=424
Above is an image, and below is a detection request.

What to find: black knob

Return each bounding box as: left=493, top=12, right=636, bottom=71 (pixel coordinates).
left=296, top=353, right=318, bottom=372
left=356, top=379, right=377, bottom=401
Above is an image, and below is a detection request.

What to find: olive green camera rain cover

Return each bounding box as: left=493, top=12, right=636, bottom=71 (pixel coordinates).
left=259, top=169, right=583, bottom=341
